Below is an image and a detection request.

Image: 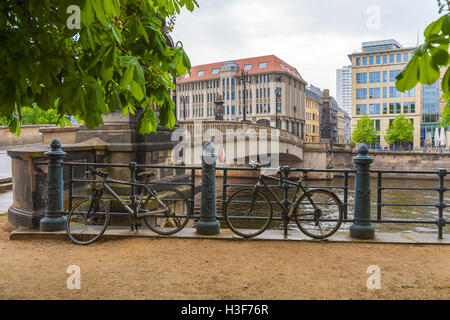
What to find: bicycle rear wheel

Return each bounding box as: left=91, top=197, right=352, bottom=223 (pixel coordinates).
left=224, top=188, right=272, bottom=238
left=66, top=198, right=109, bottom=245
left=295, top=189, right=343, bottom=239
left=143, top=187, right=190, bottom=235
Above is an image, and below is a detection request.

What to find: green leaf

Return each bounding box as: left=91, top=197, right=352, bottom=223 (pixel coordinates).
left=120, top=65, right=135, bottom=89
left=8, top=117, right=20, bottom=137
left=418, top=53, right=440, bottom=85
left=442, top=14, right=450, bottom=35
left=396, top=55, right=420, bottom=91
left=81, top=0, right=95, bottom=27
left=424, top=15, right=445, bottom=39
left=130, top=80, right=144, bottom=101
left=430, top=46, right=449, bottom=65
left=91, top=0, right=108, bottom=26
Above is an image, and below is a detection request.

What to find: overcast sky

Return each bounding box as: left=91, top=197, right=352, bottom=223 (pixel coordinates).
left=172, top=0, right=442, bottom=97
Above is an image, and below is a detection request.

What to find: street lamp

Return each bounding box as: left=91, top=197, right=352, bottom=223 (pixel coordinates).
left=235, top=69, right=251, bottom=123
left=214, top=94, right=225, bottom=120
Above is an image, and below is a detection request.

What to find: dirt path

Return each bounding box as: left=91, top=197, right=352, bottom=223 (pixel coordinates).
left=0, top=215, right=449, bottom=300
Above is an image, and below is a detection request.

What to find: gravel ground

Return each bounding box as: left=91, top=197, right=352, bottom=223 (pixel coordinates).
left=0, top=215, right=449, bottom=300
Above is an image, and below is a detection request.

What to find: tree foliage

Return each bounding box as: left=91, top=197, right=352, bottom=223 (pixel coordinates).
left=395, top=1, right=449, bottom=126
left=351, top=115, right=378, bottom=145
left=384, top=114, right=414, bottom=145
left=0, top=0, right=198, bottom=136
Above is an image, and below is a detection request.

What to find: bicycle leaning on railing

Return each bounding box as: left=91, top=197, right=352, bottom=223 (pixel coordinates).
left=224, top=161, right=344, bottom=239
left=66, top=167, right=191, bottom=245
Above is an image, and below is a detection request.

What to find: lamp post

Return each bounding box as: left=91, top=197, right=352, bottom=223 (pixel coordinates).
left=214, top=94, right=225, bottom=120
left=235, top=69, right=250, bottom=123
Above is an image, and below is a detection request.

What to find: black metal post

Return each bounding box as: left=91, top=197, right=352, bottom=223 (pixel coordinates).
left=350, top=144, right=375, bottom=239
left=437, top=168, right=446, bottom=239
left=377, top=171, right=382, bottom=222
left=196, top=142, right=220, bottom=235
left=129, top=162, right=137, bottom=231
left=40, top=139, right=67, bottom=231
left=343, top=172, right=349, bottom=220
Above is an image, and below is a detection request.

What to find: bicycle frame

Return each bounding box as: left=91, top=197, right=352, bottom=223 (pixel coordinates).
left=94, top=176, right=170, bottom=218
left=253, top=172, right=319, bottom=219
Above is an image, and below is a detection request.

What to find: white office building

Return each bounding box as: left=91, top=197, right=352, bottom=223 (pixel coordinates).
left=336, top=65, right=352, bottom=116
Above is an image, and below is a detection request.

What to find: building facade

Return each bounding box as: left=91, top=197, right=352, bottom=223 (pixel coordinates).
left=349, top=39, right=424, bottom=149
left=176, top=55, right=307, bottom=138
left=305, top=88, right=321, bottom=143
left=336, top=65, right=353, bottom=116
left=320, top=89, right=339, bottom=144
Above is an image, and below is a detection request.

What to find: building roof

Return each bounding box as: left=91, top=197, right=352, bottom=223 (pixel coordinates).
left=177, top=54, right=307, bottom=84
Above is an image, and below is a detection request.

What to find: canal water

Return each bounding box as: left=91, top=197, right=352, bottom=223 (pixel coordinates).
left=217, top=175, right=450, bottom=236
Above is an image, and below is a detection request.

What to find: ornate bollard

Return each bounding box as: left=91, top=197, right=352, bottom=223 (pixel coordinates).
left=350, top=143, right=375, bottom=239
left=40, top=139, right=67, bottom=231
left=196, top=141, right=220, bottom=235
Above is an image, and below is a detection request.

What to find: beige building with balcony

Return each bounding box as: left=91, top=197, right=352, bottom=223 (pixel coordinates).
left=176, top=55, right=307, bottom=138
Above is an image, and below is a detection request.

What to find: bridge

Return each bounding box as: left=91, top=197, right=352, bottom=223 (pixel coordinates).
left=177, top=120, right=304, bottom=167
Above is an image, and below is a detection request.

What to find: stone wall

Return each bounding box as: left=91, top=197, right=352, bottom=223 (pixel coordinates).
left=0, top=125, right=55, bottom=148
left=302, top=142, right=450, bottom=180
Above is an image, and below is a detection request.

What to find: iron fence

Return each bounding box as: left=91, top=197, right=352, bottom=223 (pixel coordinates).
left=35, top=161, right=448, bottom=239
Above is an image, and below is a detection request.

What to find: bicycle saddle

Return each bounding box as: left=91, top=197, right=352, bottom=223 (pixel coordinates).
left=137, top=170, right=156, bottom=178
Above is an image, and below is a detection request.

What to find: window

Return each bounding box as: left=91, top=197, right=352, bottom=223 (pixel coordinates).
left=403, top=53, right=409, bottom=62
left=383, top=87, right=387, bottom=98
left=258, top=62, right=268, bottom=68
left=275, top=87, right=282, bottom=97
left=356, top=104, right=367, bottom=115
left=376, top=56, right=381, bottom=64
left=369, top=88, right=380, bottom=99
left=184, top=73, right=190, bottom=78
left=374, top=119, right=380, bottom=131
left=369, top=72, right=380, bottom=83
left=363, top=57, right=367, bottom=65
left=397, top=54, right=401, bottom=62
left=356, top=73, right=367, bottom=84
left=389, top=70, right=400, bottom=82
left=369, top=104, right=380, bottom=115
left=369, top=56, right=374, bottom=65
left=389, top=54, right=394, bottom=63
left=197, top=71, right=205, bottom=76
left=383, top=55, right=387, bottom=64
left=356, top=58, right=361, bottom=66
left=356, top=88, right=367, bottom=100
left=211, top=68, right=219, bottom=74
left=383, top=71, right=387, bottom=82
left=404, top=87, right=415, bottom=97
left=243, top=64, right=252, bottom=70
left=383, top=103, right=388, bottom=114
left=231, top=105, right=235, bottom=115
left=231, top=91, right=235, bottom=100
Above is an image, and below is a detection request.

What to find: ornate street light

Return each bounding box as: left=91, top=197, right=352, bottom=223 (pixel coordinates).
left=235, top=69, right=251, bottom=123
left=214, top=94, right=225, bottom=120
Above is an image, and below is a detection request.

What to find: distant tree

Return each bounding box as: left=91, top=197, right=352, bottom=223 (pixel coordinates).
left=351, top=115, right=378, bottom=145
left=384, top=114, right=414, bottom=150
left=395, top=1, right=450, bottom=126
left=0, top=0, right=198, bottom=136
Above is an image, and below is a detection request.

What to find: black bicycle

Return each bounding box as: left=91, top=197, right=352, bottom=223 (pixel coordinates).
left=66, top=167, right=191, bottom=245
left=224, top=161, right=343, bottom=239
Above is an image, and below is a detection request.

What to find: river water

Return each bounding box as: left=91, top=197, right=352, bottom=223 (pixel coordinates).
left=218, top=175, right=450, bottom=236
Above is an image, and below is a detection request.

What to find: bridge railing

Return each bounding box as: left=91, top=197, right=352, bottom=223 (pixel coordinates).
left=35, top=139, right=448, bottom=239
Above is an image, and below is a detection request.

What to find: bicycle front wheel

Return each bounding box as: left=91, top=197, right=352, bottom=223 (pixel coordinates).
left=224, top=188, right=272, bottom=238
left=295, top=189, right=343, bottom=239
left=143, top=187, right=191, bottom=235
left=66, top=198, right=109, bottom=245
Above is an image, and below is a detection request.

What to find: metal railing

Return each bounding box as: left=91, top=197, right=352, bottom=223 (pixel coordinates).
left=63, top=162, right=200, bottom=218
left=35, top=141, right=448, bottom=239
